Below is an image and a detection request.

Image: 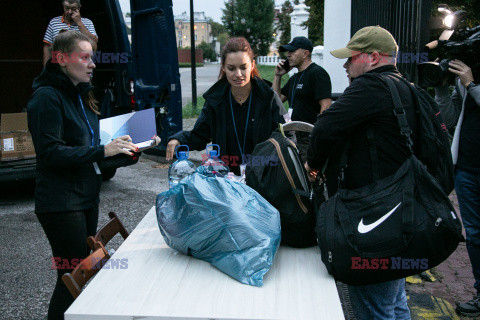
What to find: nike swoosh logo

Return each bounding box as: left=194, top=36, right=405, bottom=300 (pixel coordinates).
left=357, top=202, right=402, bottom=234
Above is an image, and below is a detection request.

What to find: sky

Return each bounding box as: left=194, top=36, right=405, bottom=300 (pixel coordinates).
left=119, top=0, right=285, bottom=23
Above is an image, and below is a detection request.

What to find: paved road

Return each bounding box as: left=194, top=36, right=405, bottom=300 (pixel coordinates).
left=0, top=158, right=169, bottom=320
left=179, top=64, right=220, bottom=106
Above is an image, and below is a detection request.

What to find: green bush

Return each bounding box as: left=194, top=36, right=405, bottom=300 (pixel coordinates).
left=183, top=96, right=205, bottom=118
left=179, top=63, right=204, bottom=68
left=257, top=65, right=290, bottom=111
left=198, top=41, right=216, bottom=61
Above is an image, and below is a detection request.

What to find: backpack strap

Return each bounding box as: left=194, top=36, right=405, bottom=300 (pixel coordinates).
left=381, top=75, right=414, bottom=154
left=366, top=128, right=380, bottom=181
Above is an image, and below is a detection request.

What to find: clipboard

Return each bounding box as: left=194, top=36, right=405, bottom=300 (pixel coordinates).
left=100, top=108, right=157, bottom=151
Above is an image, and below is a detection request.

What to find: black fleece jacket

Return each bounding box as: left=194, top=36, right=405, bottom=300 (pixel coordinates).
left=169, top=76, right=283, bottom=174
left=307, top=65, right=418, bottom=192
left=27, top=61, right=105, bottom=214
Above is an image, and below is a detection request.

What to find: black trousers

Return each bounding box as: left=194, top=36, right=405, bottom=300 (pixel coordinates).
left=37, top=208, right=99, bottom=320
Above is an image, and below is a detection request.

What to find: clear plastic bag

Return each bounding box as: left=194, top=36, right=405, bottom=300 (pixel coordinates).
left=156, top=172, right=281, bottom=286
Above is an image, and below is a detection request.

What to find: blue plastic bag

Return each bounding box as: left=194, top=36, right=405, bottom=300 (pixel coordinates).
left=156, top=172, right=281, bottom=286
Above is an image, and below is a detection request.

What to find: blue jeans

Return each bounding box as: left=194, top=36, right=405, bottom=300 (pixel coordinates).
left=347, top=279, right=411, bottom=320
left=455, top=169, right=480, bottom=294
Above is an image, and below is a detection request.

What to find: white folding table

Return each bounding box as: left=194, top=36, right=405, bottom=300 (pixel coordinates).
left=65, top=207, right=344, bottom=320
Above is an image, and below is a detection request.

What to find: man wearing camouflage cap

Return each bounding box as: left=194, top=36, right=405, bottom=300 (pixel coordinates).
left=306, top=26, right=413, bottom=319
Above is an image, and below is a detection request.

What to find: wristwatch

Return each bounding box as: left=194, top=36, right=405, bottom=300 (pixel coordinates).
left=467, top=82, right=476, bottom=91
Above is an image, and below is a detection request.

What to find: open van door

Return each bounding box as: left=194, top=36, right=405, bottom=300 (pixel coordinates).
left=130, top=0, right=182, bottom=151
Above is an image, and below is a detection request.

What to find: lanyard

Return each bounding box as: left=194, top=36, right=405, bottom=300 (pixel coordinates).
left=78, top=94, right=95, bottom=147
left=229, top=89, right=252, bottom=163
left=290, top=71, right=306, bottom=108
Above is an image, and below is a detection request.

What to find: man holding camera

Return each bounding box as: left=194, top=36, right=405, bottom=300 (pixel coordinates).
left=272, top=36, right=332, bottom=161
left=435, top=59, right=480, bottom=317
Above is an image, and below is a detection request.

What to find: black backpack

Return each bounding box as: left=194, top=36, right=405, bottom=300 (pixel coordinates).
left=246, top=131, right=318, bottom=248
left=385, top=73, right=455, bottom=194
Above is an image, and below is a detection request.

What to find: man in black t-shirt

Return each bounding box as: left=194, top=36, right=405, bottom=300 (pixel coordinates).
left=272, top=36, right=332, bottom=160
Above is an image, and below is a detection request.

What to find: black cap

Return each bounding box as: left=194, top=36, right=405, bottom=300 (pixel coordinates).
left=279, top=37, right=313, bottom=53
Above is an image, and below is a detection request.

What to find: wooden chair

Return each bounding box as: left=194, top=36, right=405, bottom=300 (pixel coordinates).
left=87, top=211, right=130, bottom=251
left=62, top=246, right=109, bottom=299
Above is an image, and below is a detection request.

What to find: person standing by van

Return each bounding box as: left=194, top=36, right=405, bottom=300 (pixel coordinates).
left=43, top=0, right=98, bottom=65
left=28, top=31, right=138, bottom=320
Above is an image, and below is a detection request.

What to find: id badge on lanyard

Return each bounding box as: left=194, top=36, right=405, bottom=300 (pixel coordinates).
left=230, top=90, right=252, bottom=180
left=79, top=95, right=101, bottom=176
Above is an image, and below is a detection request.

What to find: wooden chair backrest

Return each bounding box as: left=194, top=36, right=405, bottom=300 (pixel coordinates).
left=62, top=246, right=109, bottom=299
left=87, top=211, right=129, bottom=251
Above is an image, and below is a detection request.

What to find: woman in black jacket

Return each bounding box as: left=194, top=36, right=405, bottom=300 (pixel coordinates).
left=27, top=31, right=139, bottom=320
left=166, top=37, right=284, bottom=176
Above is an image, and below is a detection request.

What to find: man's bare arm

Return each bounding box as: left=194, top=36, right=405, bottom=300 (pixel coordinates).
left=77, top=22, right=98, bottom=48
left=273, top=61, right=288, bottom=103
left=43, top=44, right=51, bottom=66
left=71, top=11, right=98, bottom=49
left=319, top=98, right=332, bottom=114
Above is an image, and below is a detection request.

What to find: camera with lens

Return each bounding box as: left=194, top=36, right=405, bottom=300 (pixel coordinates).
left=418, top=5, right=480, bottom=87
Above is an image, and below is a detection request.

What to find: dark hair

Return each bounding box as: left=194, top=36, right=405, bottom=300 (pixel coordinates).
left=63, top=0, right=81, bottom=6
left=52, top=31, right=98, bottom=114
left=218, top=37, right=260, bottom=80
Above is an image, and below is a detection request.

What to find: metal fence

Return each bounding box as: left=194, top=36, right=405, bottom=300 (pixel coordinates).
left=351, top=0, right=431, bottom=82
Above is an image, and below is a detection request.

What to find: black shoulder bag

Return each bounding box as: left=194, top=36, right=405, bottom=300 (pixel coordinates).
left=316, top=75, right=464, bottom=286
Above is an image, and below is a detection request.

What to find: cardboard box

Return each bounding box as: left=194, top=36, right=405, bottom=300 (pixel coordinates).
left=1, top=113, right=35, bottom=161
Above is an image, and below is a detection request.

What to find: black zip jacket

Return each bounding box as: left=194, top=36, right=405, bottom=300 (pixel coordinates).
left=307, top=65, right=418, bottom=192
left=169, top=77, right=283, bottom=172
left=27, top=61, right=105, bottom=214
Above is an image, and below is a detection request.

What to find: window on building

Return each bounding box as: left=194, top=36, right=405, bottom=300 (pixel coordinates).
left=195, top=35, right=197, bottom=40
left=179, top=41, right=182, bottom=47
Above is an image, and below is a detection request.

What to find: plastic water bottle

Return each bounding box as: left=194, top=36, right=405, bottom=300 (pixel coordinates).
left=168, top=145, right=196, bottom=188
left=198, top=144, right=229, bottom=177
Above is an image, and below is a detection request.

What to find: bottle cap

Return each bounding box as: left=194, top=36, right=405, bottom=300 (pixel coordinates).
left=178, top=151, right=188, bottom=160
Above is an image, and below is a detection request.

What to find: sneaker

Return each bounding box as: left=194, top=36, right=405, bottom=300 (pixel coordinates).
left=457, top=295, right=480, bottom=317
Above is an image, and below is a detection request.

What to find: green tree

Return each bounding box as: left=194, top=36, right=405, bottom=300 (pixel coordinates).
left=217, top=32, right=229, bottom=52
left=198, top=41, right=216, bottom=61
left=209, top=19, right=227, bottom=37
left=222, top=0, right=275, bottom=56
left=303, top=0, right=324, bottom=46
left=277, top=1, right=294, bottom=47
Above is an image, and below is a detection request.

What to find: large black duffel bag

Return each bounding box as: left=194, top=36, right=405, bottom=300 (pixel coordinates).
left=317, top=155, right=463, bottom=285
left=246, top=131, right=318, bottom=248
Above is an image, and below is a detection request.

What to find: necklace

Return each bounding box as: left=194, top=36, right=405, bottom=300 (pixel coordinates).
left=231, top=83, right=252, bottom=104
left=232, top=92, right=249, bottom=104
